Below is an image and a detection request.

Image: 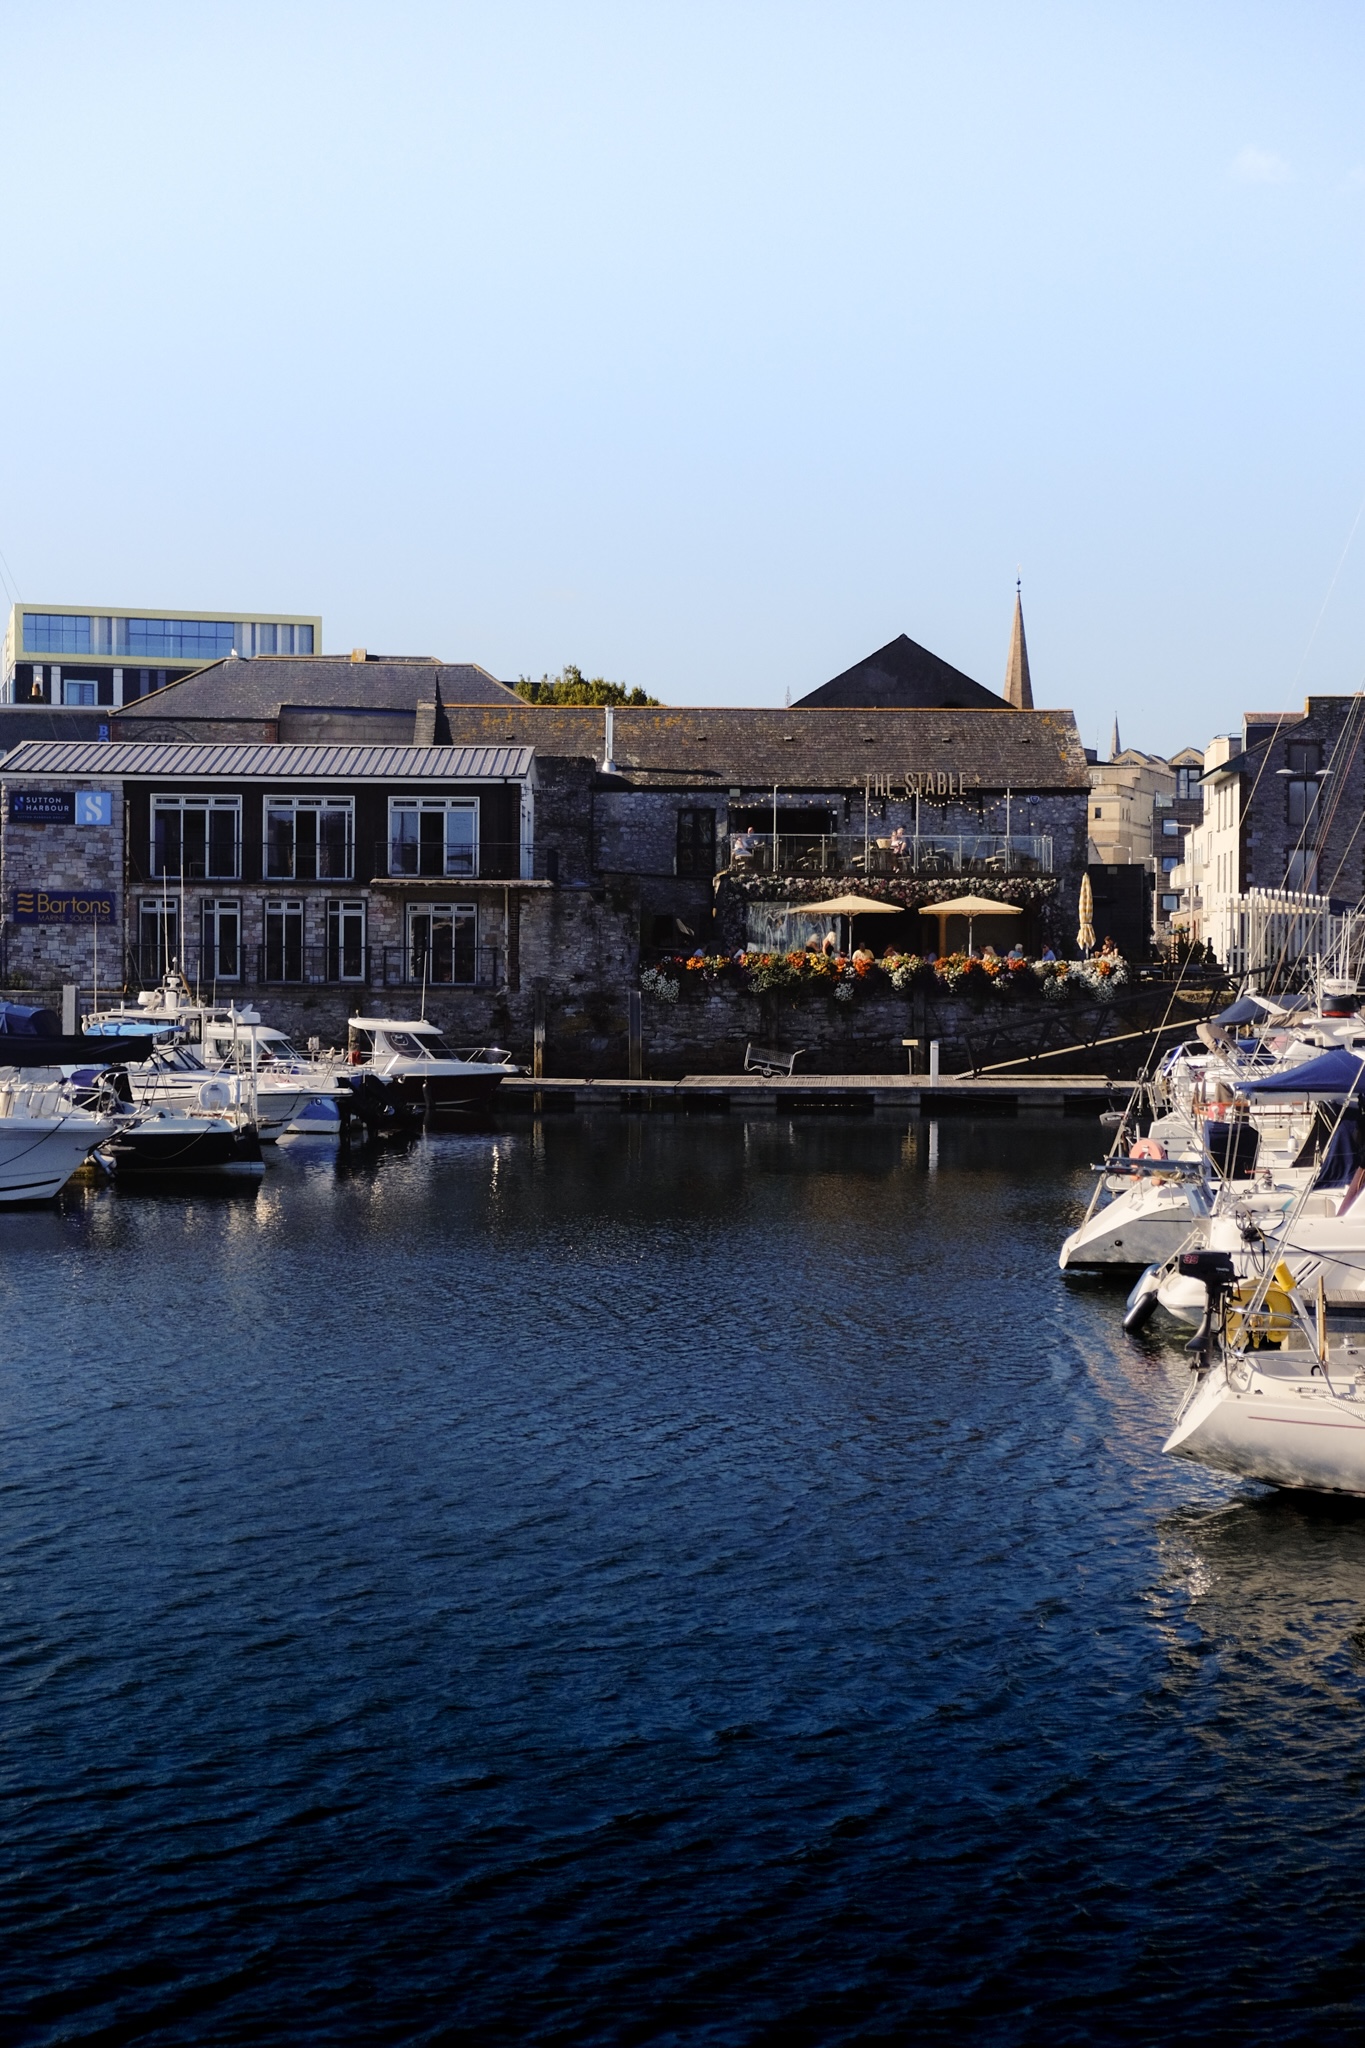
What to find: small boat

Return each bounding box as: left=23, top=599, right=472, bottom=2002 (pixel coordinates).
left=344, top=1018, right=517, bottom=1125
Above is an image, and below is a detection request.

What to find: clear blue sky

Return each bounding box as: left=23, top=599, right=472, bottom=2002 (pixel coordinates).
left=4, top=1, right=1365, bottom=752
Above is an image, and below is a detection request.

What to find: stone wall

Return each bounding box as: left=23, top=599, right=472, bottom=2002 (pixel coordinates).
left=0, top=777, right=125, bottom=987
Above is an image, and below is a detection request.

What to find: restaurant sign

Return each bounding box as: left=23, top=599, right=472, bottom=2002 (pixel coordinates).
left=12, top=889, right=116, bottom=926
left=8, top=789, right=113, bottom=824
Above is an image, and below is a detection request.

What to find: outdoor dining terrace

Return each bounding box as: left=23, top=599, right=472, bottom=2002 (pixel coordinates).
left=725, top=830, right=1053, bottom=879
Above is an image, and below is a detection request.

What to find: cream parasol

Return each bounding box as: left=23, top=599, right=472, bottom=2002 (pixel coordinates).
left=919, top=893, right=1022, bottom=957
left=796, top=893, right=901, bottom=954
left=1077, top=872, right=1096, bottom=956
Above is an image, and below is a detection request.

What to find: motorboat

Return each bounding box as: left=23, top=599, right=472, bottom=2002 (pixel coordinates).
left=344, top=1018, right=517, bottom=1124
left=1163, top=1248, right=1365, bottom=1495
left=0, top=1071, right=120, bottom=1201
left=84, top=971, right=347, bottom=1139
left=101, top=1104, right=265, bottom=1180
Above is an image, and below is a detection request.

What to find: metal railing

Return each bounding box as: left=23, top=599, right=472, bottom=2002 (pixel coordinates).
left=370, top=839, right=541, bottom=881
left=125, top=943, right=503, bottom=992
left=724, top=831, right=1053, bottom=878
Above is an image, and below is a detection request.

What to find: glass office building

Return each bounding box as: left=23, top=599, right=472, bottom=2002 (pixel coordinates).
left=3, top=604, right=323, bottom=707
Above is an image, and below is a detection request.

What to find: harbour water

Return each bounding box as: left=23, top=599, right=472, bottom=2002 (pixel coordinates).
left=4, top=1116, right=1365, bottom=2043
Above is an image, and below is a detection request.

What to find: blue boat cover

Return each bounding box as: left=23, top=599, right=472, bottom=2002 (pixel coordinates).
left=1242, top=1047, right=1365, bottom=1094
left=1216, top=996, right=1274, bottom=1027
left=0, top=1001, right=62, bottom=1035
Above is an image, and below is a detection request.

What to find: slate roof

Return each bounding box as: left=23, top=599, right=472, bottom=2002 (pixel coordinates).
left=796, top=634, right=1008, bottom=710
left=0, top=741, right=532, bottom=782
left=434, top=705, right=1089, bottom=790
left=117, top=656, right=521, bottom=722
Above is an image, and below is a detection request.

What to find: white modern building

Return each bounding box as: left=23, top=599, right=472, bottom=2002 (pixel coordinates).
left=2, top=603, right=322, bottom=709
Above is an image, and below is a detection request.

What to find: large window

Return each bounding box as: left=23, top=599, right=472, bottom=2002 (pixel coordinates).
left=1286, top=777, right=1320, bottom=829
left=264, top=901, right=305, bottom=983
left=138, top=899, right=178, bottom=978
left=201, top=900, right=241, bottom=982
left=1286, top=849, right=1319, bottom=892
left=1175, top=767, right=1199, bottom=801
left=327, top=900, right=367, bottom=982
left=152, top=796, right=241, bottom=879
left=24, top=614, right=91, bottom=654
left=676, top=807, right=716, bottom=877
left=389, top=798, right=478, bottom=878
left=265, top=797, right=353, bottom=880
left=62, top=679, right=97, bottom=706
left=125, top=618, right=236, bottom=661
left=407, top=903, right=476, bottom=984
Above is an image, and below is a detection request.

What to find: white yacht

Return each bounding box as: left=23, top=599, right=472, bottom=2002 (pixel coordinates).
left=1163, top=1251, right=1365, bottom=1495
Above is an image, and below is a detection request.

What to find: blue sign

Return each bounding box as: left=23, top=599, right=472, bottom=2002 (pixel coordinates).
left=7, top=788, right=112, bottom=824
left=12, top=889, right=116, bottom=926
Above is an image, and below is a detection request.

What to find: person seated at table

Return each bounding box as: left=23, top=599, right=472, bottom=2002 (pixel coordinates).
left=1099, top=934, right=1118, bottom=957
left=822, top=930, right=838, bottom=955
left=1041, top=944, right=1057, bottom=961
left=732, top=824, right=759, bottom=862
left=888, top=824, right=908, bottom=857
left=1008, top=942, right=1025, bottom=960
left=981, top=944, right=999, bottom=963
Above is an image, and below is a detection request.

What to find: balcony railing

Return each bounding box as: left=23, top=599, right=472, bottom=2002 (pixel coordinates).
left=370, top=840, right=541, bottom=881
left=126, top=943, right=503, bottom=992
left=725, top=832, right=1053, bottom=879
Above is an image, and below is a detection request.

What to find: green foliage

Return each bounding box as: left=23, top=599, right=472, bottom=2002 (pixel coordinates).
left=514, top=663, right=659, bottom=707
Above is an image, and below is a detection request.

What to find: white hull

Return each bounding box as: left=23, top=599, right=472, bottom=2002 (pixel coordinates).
left=0, top=1117, right=116, bottom=1201
left=1165, top=1363, right=1365, bottom=1494
left=1059, top=1181, right=1196, bottom=1269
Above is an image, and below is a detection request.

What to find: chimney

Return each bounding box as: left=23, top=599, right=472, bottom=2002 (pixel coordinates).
left=350, top=647, right=367, bottom=663
left=414, top=700, right=438, bottom=745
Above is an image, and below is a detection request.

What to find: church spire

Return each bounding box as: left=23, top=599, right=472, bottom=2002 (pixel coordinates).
left=1004, top=579, right=1033, bottom=709
left=1110, top=715, right=1121, bottom=760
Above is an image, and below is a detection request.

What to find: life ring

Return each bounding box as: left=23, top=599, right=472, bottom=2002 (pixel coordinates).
left=198, top=1078, right=233, bottom=1111
left=1129, top=1137, right=1166, bottom=1160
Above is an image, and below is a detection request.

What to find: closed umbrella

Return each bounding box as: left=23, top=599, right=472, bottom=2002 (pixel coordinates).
left=1077, top=873, right=1096, bottom=956
left=919, top=893, right=1022, bottom=957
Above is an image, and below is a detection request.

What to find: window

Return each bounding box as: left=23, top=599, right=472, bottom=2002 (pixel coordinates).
left=407, top=902, right=476, bottom=985
left=62, top=679, right=97, bottom=706
left=1176, top=767, right=1199, bottom=800
left=1286, top=850, right=1319, bottom=892
left=676, top=807, right=716, bottom=877
left=264, top=900, right=305, bottom=983
left=138, top=898, right=178, bottom=979
left=265, top=797, right=353, bottom=880
left=1093, top=806, right=1102, bottom=819
left=124, top=618, right=236, bottom=661
left=201, top=900, right=241, bottom=982
left=1162, top=817, right=1180, bottom=836
left=23, top=613, right=91, bottom=654
left=1161, top=894, right=1180, bottom=912
left=327, top=900, right=367, bottom=982
left=389, top=798, right=478, bottom=878
left=1162, top=854, right=1179, bottom=874
left=1287, top=741, right=1321, bottom=775
left=1286, top=778, right=1318, bottom=828
left=152, top=795, right=241, bottom=879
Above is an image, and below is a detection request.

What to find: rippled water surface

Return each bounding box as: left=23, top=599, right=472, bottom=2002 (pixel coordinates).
left=5, top=1115, right=1365, bottom=2044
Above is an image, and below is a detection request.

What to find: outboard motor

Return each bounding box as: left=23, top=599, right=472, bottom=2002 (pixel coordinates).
left=1178, top=1249, right=1238, bottom=1371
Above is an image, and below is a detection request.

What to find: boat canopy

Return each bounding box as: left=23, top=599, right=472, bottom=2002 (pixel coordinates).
left=0, top=1001, right=62, bottom=1035
left=1214, top=995, right=1277, bottom=1027
left=1241, top=1047, right=1365, bottom=1094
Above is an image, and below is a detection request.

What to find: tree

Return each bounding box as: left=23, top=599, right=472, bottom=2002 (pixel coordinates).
left=514, top=664, right=660, bottom=707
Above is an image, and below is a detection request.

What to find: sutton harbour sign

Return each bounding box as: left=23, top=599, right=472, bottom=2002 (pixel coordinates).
left=8, top=790, right=113, bottom=824
left=12, top=889, right=116, bottom=926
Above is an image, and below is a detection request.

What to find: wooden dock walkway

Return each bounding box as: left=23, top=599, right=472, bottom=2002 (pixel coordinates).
left=500, top=1073, right=1126, bottom=1118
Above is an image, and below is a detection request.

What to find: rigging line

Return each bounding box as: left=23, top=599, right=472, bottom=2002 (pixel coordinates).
left=1288, top=490, right=1365, bottom=698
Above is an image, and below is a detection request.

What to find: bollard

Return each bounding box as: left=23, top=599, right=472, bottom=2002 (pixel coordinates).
left=61, top=984, right=77, bottom=1035
left=628, top=989, right=642, bottom=1080
left=532, top=989, right=546, bottom=1081
left=928, top=1039, right=940, bottom=1084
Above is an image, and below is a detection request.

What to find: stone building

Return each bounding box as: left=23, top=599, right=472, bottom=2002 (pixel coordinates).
left=0, top=626, right=1093, bottom=1062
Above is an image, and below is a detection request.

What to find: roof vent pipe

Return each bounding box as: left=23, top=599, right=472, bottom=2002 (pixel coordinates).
left=603, top=705, right=616, bottom=773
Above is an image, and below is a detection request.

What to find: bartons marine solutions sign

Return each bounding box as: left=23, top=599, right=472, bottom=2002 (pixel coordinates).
left=8, top=790, right=113, bottom=824
left=12, top=889, right=116, bottom=926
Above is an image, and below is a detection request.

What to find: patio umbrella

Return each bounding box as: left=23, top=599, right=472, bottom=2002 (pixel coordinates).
left=797, top=893, right=901, bottom=954
left=919, top=893, right=1022, bottom=957
left=1077, top=872, right=1096, bottom=956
